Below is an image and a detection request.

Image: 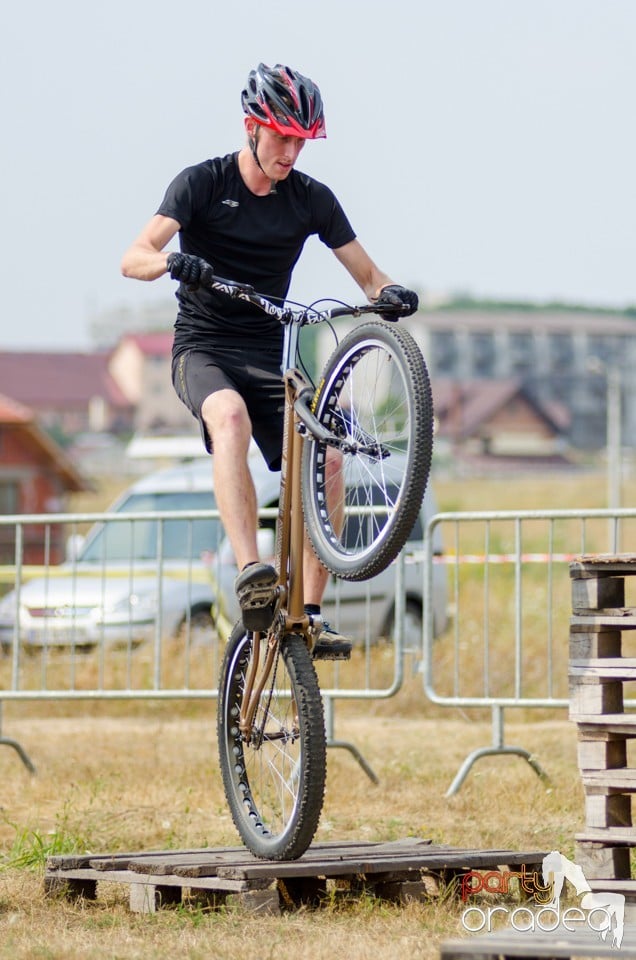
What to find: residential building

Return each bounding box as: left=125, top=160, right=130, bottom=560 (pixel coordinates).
left=400, top=308, right=636, bottom=450
left=0, top=351, right=133, bottom=439
left=108, top=332, right=193, bottom=433
left=0, top=395, right=88, bottom=564
left=432, top=377, right=570, bottom=464
left=315, top=306, right=635, bottom=454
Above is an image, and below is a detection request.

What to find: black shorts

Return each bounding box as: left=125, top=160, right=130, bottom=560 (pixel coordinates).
left=172, top=348, right=285, bottom=470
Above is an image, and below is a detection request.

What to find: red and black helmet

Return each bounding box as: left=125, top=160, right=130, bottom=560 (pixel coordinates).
left=241, top=63, right=326, bottom=139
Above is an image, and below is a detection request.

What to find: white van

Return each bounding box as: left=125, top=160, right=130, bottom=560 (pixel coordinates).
left=0, top=453, right=447, bottom=651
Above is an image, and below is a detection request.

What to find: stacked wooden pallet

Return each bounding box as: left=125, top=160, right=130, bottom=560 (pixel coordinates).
left=569, top=554, right=636, bottom=912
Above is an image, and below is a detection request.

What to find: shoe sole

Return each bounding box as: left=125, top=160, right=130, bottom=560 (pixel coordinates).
left=235, top=566, right=278, bottom=633
left=312, top=643, right=352, bottom=662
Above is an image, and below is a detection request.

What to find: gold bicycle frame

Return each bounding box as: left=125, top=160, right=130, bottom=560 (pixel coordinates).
left=238, top=352, right=316, bottom=738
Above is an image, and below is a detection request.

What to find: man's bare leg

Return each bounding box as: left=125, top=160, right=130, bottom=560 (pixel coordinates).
left=303, top=446, right=344, bottom=604
left=201, top=389, right=277, bottom=631
left=202, top=389, right=258, bottom=569
left=303, top=447, right=351, bottom=659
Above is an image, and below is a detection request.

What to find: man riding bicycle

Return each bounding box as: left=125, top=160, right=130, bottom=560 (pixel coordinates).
left=121, top=62, right=418, bottom=659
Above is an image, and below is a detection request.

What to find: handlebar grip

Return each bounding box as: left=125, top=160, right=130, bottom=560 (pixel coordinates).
left=374, top=302, right=407, bottom=321
left=210, top=274, right=255, bottom=295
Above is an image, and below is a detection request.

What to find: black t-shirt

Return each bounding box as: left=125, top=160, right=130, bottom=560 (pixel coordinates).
left=156, top=152, right=357, bottom=356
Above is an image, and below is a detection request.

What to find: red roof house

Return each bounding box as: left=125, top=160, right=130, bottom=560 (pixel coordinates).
left=0, top=395, right=88, bottom=564
left=0, top=351, right=133, bottom=437
left=108, top=332, right=194, bottom=432
left=432, top=378, right=571, bottom=462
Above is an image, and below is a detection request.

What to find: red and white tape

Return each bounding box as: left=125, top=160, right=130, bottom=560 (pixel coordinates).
left=419, top=552, right=580, bottom=565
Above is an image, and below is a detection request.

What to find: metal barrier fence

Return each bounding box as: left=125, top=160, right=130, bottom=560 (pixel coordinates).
left=0, top=507, right=433, bottom=778
left=5, top=503, right=635, bottom=790
left=423, top=506, right=636, bottom=795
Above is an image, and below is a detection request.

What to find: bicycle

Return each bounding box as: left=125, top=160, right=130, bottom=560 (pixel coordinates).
left=199, top=272, right=434, bottom=860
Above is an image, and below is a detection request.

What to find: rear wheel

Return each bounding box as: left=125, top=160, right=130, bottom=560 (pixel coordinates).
left=178, top=607, right=218, bottom=646
left=217, top=622, right=326, bottom=860
left=302, top=321, right=434, bottom=580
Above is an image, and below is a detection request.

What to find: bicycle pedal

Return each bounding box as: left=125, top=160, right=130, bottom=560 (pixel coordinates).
left=235, top=563, right=279, bottom=633
left=242, top=600, right=278, bottom=633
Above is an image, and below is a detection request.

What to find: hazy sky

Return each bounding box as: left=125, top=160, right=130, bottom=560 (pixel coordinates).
left=2, top=0, right=634, bottom=349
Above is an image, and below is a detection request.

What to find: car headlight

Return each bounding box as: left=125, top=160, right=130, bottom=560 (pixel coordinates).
left=129, top=592, right=158, bottom=617
left=101, top=591, right=157, bottom=621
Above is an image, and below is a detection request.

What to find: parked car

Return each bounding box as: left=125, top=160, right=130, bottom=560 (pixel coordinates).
left=0, top=453, right=447, bottom=653
left=0, top=462, right=223, bottom=652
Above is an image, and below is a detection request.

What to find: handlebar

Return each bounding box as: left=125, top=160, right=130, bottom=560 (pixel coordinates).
left=201, top=272, right=409, bottom=326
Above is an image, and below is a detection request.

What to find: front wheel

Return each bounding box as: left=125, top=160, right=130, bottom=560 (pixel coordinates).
left=217, top=622, right=326, bottom=860
left=302, top=320, right=434, bottom=580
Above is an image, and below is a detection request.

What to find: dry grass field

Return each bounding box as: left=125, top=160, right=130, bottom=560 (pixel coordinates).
left=0, top=466, right=633, bottom=959
left=0, top=711, right=581, bottom=960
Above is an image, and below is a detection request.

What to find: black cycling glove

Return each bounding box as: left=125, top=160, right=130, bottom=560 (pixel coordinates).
left=166, top=252, right=214, bottom=290
left=375, top=284, right=419, bottom=320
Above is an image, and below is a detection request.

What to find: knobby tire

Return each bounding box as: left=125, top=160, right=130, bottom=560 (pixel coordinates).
left=217, top=622, right=326, bottom=860
left=302, top=320, right=434, bottom=580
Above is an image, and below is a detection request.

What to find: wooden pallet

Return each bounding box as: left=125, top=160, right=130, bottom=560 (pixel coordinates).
left=441, top=923, right=636, bottom=959
left=569, top=556, right=636, bottom=892
left=44, top=840, right=546, bottom=914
